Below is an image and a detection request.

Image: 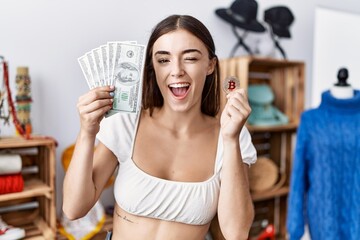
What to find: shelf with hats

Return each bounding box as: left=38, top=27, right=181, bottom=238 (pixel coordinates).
left=0, top=136, right=57, bottom=239
left=247, top=122, right=298, bottom=133
left=218, top=56, right=305, bottom=240
left=219, top=56, right=305, bottom=129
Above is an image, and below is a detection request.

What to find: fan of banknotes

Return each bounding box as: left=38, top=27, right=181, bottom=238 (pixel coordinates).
left=78, top=41, right=146, bottom=116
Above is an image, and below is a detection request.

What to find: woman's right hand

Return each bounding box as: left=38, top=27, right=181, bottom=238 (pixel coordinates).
left=77, top=85, right=114, bottom=137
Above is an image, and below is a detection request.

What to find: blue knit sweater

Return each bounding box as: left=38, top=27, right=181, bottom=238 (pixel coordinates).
left=287, top=90, right=360, bottom=240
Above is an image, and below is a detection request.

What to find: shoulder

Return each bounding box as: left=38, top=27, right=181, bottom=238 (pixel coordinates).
left=96, top=111, right=140, bottom=160
left=298, top=109, right=320, bottom=131
left=98, top=111, right=139, bottom=133
left=301, top=108, right=321, bottom=120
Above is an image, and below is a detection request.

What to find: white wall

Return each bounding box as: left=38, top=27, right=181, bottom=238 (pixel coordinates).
left=312, top=7, right=360, bottom=107
left=1, top=0, right=360, bottom=221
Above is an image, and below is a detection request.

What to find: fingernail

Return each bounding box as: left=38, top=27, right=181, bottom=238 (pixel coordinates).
left=109, top=85, right=115, bottom=90
left=109, top=92, right=115, bottom=97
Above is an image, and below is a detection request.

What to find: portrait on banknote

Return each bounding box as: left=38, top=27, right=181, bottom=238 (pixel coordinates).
left=114, top=62, right=140, bottom=86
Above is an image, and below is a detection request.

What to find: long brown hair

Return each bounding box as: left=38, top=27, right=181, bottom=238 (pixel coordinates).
left=142, top=15, right=220, bottom=117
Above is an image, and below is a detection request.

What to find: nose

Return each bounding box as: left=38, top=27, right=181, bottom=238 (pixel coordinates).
left=171, top=60, right=185, bottom=78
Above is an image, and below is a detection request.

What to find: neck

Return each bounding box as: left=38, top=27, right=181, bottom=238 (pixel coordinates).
left=152, top=107, right=213, bottom=136
left=320, top=90, right=360, bottom=113
left=330, top=85, right=354, bottom=99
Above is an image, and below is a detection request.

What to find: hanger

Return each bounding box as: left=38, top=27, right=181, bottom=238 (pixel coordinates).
left=229, top=26, right=253, bottom=57
left=268, top=28, right=287, bottom=59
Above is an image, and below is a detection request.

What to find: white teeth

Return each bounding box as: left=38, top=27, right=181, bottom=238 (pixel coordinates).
left=168, top=83, right=190, bottom=88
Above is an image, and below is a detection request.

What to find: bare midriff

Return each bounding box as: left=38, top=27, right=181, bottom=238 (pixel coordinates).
left=111, top=204, right=211, bottom=240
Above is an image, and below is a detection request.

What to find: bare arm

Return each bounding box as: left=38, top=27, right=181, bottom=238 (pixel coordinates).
left=218, top=89, right=254, bottom=240
left=218, top=143, right=254, bottom=240
left=63, top=86, right=117, bottom=220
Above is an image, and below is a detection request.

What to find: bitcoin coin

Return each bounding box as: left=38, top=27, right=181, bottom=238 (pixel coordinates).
left=223, top=76, right=240, bottom=94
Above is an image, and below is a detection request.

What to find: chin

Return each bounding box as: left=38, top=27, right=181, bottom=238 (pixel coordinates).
left=169, top=105, right=190, bottom=113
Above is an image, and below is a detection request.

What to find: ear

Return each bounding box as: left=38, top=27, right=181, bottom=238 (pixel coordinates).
left=206, top=57, right=217, bottom=75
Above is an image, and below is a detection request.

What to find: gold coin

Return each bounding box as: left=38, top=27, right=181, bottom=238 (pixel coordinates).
left=223, top=76, right=240, bottom=94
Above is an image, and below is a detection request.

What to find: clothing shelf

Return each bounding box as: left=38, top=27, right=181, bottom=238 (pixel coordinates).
left=0, top=136, right=57, bottom=239
left=213, top=56, right=305, bottom=239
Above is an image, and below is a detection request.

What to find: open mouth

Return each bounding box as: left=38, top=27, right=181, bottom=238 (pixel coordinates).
left=168, top=83, right=190, bottom=98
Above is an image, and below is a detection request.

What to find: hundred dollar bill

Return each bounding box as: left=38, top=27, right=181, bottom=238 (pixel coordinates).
left=107, top=42, right=146, bottom=115
left=78, top=55, right=95, bottom=89
left=107, top=41, right=137, bottom=86
left=92, top=47, right=106, bottom=86
left=86, top=51, right=101, bottom=88
left=107, top=42, right=117, bottom=85
left=100, top=45, right=109, bottom=85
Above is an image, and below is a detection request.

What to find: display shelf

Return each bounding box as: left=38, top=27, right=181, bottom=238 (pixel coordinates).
left=250, top=196, right=288, bottom=240
left=21, top=217, right=54, bottom=239
left=0, top=179, right=52, bottom=202
left=1, top=206, right=54, bottom=239
left=0, top=136, right=56, bottom=239
left=214, top=56, right=305, bottom=240
left=0, top=136, right=55, bottom=148
left=219, top=56, right=305, bottom=125
left=247, top=122, right=298, bottom=133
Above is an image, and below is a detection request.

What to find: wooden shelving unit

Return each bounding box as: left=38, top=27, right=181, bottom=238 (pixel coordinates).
left=211, top=56, right=305, bottom=240
left=0, top=136, right=57, bottom=239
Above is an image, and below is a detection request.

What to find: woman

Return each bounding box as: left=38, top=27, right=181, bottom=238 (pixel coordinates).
left=63, top=15, right=257, bottom=240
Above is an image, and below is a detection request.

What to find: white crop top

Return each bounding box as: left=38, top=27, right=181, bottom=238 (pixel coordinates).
left=96, top=111, right=257, bottom=225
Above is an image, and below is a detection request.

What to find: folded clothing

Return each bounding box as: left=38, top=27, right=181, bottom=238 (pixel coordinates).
left=0, top=174, right=24, bottom=195
left=0, top=154, right=22, bottom=175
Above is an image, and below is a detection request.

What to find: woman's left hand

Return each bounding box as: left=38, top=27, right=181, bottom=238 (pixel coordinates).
left=220, top=89, right=251, bottom=140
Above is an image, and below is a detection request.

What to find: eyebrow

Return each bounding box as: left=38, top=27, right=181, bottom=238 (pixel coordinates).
left=154, top=49, right=202, bottom=56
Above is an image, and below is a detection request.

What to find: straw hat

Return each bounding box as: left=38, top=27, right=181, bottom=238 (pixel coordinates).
left=249, top=157, right=279, bottom=192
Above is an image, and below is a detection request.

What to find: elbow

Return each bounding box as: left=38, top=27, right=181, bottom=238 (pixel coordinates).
left=62, top=207, right=79, bottom=221
left=222, top=224, right=252, bottom=240
left=222, top=207, right=255, bottom=240
left=62, top=185, right=96, bottom=220
left=62, top=201, right=87, bottom=220
left=223, top=232, right=249, bottom=240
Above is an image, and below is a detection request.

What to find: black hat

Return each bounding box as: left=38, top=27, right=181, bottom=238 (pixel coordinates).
left=215, top=0, right=265, bottom=32
left=264, top=6, right=294, bottom=38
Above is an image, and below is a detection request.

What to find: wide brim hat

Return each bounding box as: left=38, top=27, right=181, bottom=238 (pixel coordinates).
left=264, top=6, right=294, bottom=38
left=249, top=157, right=279, bottom=192
left=215, top=0, right=265, bottom=33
